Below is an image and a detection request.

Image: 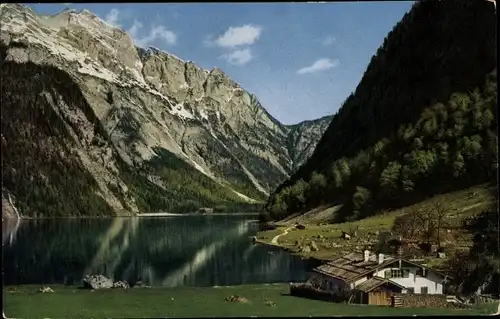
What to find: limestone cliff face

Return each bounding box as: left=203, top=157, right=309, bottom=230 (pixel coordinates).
left=0, top=4, right=331, bottom=216
left=286, top=115, right=333, bottom=172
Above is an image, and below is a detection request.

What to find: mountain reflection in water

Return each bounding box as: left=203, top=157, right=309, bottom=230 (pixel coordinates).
left=2, top=215, right=312, bottom=287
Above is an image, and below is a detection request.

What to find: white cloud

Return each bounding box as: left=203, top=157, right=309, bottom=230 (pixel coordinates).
left=128, top=20, right=142, bottom=38
left=297, top=58, right=339, bottom=74
left=213, top=24, right=262, bottom=48
left=105, top=8, right=120, bottom=26
left=321, top=35, right=335, bottom=46
left=221, top=48, right=253, bottom=66
left=128, top=20, right=177, bottom=47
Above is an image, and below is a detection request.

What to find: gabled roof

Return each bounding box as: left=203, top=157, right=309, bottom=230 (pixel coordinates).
left=398, top=259, right=451, bottom=279
left=354, top=276, right=406, bottom=293
left=314, top=252, right=396, bottom=283
left=313, top=252, right=450, bottom=283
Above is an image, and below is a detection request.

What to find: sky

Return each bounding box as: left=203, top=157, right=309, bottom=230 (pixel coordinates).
left=27, top=2, right=414, bottom=125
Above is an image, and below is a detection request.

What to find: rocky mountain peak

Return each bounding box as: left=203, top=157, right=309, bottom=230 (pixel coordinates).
left=1, top=3, right=333, bottom=217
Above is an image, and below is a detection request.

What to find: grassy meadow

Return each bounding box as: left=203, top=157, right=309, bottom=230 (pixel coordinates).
left=3, top=284, right=497, bottom=318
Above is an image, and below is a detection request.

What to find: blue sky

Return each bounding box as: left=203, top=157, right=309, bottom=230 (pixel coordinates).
left=28, top=2, right=413, bottom=125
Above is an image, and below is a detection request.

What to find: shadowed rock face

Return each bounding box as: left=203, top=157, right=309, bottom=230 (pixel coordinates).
left=0, top=4, right=331, bottom=216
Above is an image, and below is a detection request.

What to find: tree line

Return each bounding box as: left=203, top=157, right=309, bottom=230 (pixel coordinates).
left=264, top=70, right=497, bottom=223
left=264, top=0, right=496, bottom=223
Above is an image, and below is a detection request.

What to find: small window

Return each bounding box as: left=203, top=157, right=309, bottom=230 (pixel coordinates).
left=386, top=268, right=410, bottom=278
left=407, top=287, right=415, bottom=294
left=421, top=286, right=428, bottom=294
left=416, top=268, right=427, bottom=277
left=403, top=269, right=410, bottom=278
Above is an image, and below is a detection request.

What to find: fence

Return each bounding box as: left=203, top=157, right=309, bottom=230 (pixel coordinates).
left=476, top=294, right=499, bottom=304
left=392, top=295, right=403, bottom=307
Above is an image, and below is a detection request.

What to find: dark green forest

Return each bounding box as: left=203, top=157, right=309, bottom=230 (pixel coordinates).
left=462, top=205, right=499, bottom=295
left=1, top=43, right=114, bottom=217
left=264, top=0, right=497, bottom=223
left=119, top=147, right=262, bottom=214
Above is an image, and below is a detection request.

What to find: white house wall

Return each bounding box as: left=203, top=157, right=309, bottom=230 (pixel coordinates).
left=375, top=267, right=443, bottom=294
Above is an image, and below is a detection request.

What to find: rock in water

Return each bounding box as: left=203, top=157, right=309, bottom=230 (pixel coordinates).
left=113, top=280, right=130, bottom=289
left=83, top=274, right=113, bottom=290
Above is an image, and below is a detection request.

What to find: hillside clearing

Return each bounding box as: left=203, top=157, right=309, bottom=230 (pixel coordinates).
left=257, top=184, right=494, bottom=261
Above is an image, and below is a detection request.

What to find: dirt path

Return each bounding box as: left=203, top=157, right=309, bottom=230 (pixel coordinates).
left=270, top=227, right=293, bottom=245
left=460, top=202, right=485, bottom=212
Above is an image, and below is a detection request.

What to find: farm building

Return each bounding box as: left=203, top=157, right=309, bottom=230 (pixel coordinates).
left=353, top=276, right=406, bottom=306
left=296, top=250, right=451, bottom=306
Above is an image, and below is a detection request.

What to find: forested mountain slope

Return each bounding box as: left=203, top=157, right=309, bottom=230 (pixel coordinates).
left=265, top=0, right=497, bottom=222
left=0, top=4, right=330, bottom=217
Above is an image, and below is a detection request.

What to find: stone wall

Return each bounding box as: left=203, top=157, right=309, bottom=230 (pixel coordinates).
left=394, top=293, right=470, bottom=309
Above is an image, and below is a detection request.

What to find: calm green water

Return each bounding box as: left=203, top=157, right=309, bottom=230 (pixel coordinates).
left=2, top=215, right=312, bottom=287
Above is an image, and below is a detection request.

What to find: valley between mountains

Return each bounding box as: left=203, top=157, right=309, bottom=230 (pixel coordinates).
left=1, top=0, right=498, bottom=308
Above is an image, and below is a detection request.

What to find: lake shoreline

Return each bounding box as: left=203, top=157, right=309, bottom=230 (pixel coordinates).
left=255, top=236, right=328, bottom=264
left=255, top=226, right=332, bottom=263
left=3, top=212, right=260, bottom=220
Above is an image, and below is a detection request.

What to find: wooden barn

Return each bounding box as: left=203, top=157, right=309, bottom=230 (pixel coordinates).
left=353, top=276, right=405, bottom=306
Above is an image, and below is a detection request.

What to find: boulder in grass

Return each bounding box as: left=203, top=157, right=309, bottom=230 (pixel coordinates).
left=310, top=241, right=319, bottom=251
left=224, top=295, right=250, bottom=303
left=113, top=280, right=130, bottom=289
left=83, top=274, right=113, bottom=290
left=300, top=245, right=311, bottom=253
left=39, top=286, right=54, bottom=293
left=263, top=298, right=277, bottom=307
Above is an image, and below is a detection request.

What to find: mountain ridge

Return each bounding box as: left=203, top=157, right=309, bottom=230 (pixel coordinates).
left=0, top=3, right=332, bottom=217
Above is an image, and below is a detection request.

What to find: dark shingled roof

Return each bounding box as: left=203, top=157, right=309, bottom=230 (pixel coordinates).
left=354, top=276, right=405, bottom=293
left=313, top=251, right=450, bottom=283
left=314, top=252, right=396, bottom=283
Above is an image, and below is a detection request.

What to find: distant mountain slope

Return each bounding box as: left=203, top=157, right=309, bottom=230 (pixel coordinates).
left=0, top=4, right=331, bottom=217
left=265, top=0, right=497, bottom=222
left=286, top=115, right=333, bottom=172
